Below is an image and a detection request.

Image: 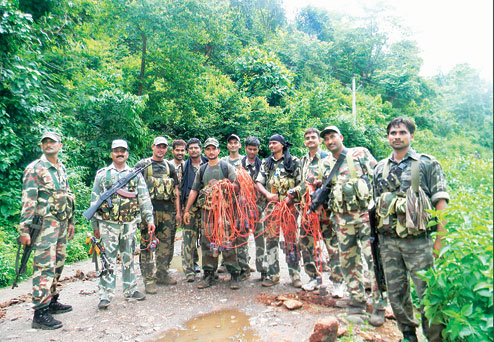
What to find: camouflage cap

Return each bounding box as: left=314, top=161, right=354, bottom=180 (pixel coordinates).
left=112, top=139, right=128, bottom=150
left=40, top=131, right=61, bottom=143
left=204, top=137, right=219, bottom=148
left=320, top=125, right=341, bottom=138
left=153, top=136, right=168, bottom=146
left=227, top=134, right=240, bottom=142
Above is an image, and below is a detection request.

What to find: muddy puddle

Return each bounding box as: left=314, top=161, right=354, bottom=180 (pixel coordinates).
left=153, top=308, right=262, bottom=342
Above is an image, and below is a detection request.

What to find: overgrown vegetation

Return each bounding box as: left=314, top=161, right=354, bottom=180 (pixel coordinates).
left=0, top=1, right=492, bottom=339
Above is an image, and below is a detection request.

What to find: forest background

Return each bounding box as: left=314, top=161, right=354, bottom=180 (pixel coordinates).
left=0, top=0, right=492, bottom=340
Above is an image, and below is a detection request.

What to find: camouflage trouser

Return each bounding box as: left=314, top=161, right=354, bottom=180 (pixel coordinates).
left=140, top=202, right=177, bottom=285
left=201, top=209, right=240, bottom=274
left=98, top=220, right=138, bottom=300
left=31, top=217, right=68, bottom=310
left=336, top=221, right=383, bottom=306
left=265, top=206, right=300, bottom=280
left=182, top=206, right=200, bottom=277
left=321, top=219, right=343, bottom=283
left=380, top=234, right=443, bottom=341
left=253, top=209, right=267, bottom=274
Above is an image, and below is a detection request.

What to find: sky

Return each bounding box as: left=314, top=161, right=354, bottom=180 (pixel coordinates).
left=283, top=0, right=493, bottom=81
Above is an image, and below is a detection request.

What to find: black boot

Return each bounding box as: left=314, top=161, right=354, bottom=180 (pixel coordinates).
left=32, top=306, right=63, bottom=330
left=49, top=294, right=73, bottom=314
left=197, top=271, right=215, bottom=289
left=230, top=273, right=240, bottom=290
left=402, top=330, right=418, bottom=342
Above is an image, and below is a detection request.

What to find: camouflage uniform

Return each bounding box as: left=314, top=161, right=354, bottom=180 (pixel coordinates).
left=192, top=162, right=240, bottom=274
left=374, top=149, right=449, bottom=341
left=19, top=155, right=75, bottom=310
left=322, top=147, right=383, bottom=307
left=222, top=155, right=252, bottom=275
left=135, top=158, right=179, bottom=286
left=171, top=159, right=184, bottom=186
left=292, top=150, right=342, bottom=281
left=256, top=155, right=302, bottom=281
left=241, top=157, right=267, bottom=275
left=90, top=164, right=154, bottom=301
left=181, top=162, right=202, bottom=278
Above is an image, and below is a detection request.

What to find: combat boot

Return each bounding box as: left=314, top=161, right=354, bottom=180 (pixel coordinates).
left=369, top=308, right=386, bottom=327
left=145, top=282, right=158, bottom=294
left=32, top=306, right=63, bottom=330
left=230, top=273, right=240, bottom=290
left=197, top=271, right=215, bottom=289
left=156, top=274, right=177, bottom=286
left=48, top=294, right=72, bottom=314
left=238, top=269, right=250, bottom=282
left=261, top=274, right=280, bottom=287
left=401, top=330, right=418, bottom=342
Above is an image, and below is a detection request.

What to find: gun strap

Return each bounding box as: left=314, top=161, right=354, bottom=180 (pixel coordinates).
left=411, top=159, right=420, bottom=192
left=326, top=148, right=348, bottom=186
left=345, top=148, right=358, bottom=179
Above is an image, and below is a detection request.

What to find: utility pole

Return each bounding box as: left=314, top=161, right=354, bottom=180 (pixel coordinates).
left=347, top=76, right=361, bottom=123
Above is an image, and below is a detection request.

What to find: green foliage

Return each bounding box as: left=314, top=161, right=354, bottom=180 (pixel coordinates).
left=419, top=156, right=493, bottom=341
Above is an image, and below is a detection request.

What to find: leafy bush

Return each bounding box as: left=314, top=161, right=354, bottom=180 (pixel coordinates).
left=420, top=156, right=493, bottom=341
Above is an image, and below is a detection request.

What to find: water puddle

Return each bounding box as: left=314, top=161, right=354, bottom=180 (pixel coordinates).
left=153, top=309, right=262, bottom=342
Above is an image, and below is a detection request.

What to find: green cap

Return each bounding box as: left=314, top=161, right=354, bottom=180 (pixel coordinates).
left=204, top=137, right=219, bottom=148
left=320, top=125, right=341, bottom=138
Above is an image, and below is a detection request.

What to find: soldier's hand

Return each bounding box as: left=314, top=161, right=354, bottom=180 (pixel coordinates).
left=183, top=211, right=191, bottom=225
left=94, top=229, right=101, bottom=239
left=175, top=212, right=182, bottom=226
left=284, top=195, right=292, bottom=205
left=267, top=193, right=279, bottom=202
left=19, top=234, right=31, bottom=247
left=147, top=223, right=156, bottom=234
left=68, top=224, right=75, bottom=241
left=313, top=179, right=322, bottom=188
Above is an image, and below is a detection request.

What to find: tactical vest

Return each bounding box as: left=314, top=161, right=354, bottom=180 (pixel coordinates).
left=38, top=164, right=75, bottom=221
left=267, top=161, right=296, bottom=199
left=144, top=161, right=175, bottom=201
left=196, top=161, right=229, bottom=210
left=97, top=169, right=139, bottom=222
left=375, top=156, right=433, bottom=237
left=329, top=150, right=372, bottom=213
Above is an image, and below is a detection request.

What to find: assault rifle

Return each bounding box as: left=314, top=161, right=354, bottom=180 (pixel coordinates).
left=369, top=206, right=387, bottom=297
left=12, top=215, right=43, bottom=289
left=308, top=149, right=348, bottom=213
left=83, top=161, right=152, bottom=220
left=85, top=235, right=113, bottom=277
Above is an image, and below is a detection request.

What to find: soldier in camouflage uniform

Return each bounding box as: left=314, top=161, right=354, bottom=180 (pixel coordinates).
left=316, top=126, right=385, bottom=321
left=222, top=134, right=251, bottom=280
left=180, top=138, right=207, bottom=282
left=241, top=136, right=267, bottom=281
left=183, top=138, right=241, bottom=290
left=136, top=137, right=181, bottom=294
left=373, top=118, right=448, bottom=342
left=19, top=132, right=75, bottom=330
left=286, top=128, right=342, bottom=290
left=90, top=139, right=155, bottom=310
left=256, top=134, right=302, bottom=288
left=171, top=139, right=186, bottom=185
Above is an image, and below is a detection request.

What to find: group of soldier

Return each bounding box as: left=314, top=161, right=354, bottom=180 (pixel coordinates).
left=19, top=117, right=449, bottom=342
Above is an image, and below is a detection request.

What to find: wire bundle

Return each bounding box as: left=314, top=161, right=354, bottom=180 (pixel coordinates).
left=236, top=167, right=260, bottom=237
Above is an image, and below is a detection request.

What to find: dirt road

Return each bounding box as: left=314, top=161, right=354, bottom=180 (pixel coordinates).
left=0, top=235, right=403, bottom=341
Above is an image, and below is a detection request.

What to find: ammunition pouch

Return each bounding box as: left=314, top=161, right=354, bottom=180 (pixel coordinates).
left=98, top=178, right=139, bottom=222
left=147, top=175, right=175, bottom=201
left=331, top=177, right=371, bottom=213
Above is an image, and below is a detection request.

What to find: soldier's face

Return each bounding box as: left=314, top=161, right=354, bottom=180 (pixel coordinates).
left=111, top=147, right=128, bottom=165
left=323, top=132, right=343, bottom=154
left=205, top=145, right=219, bottom=160
left=269, top=141, right=284, bottom=154
left=152, top=144, right=168, bottom=160
left=40, top=138, right=62, bottom=156
left=388, top=124, right=414, bottom=151
left=227, top=139, right=240, bottom=154
left=245, top=145, right=259, bottom=160
left=172, top=145, right=185, bottom=161
left=304, top=132, right=320, bottom=150
left=187, top=143, right=202, bottom=159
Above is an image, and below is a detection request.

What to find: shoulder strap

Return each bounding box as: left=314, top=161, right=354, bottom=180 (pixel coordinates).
left=199, top=163, right=208, bottom=184
left=345, top=148, right=358, bottom=179
left=383, top=158, right=391, bottom=179
left=411, top=158, right=420, bottom=192
left=220, top=160, right=229, bottom=179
